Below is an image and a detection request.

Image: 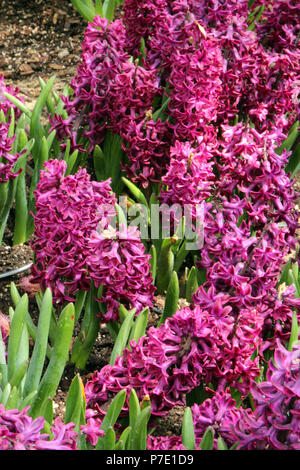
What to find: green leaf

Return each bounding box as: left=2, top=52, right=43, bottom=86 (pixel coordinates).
left=30, top=303, right=75, bottom=419
left=100, top=389, right=127, bottom=433
left=156, top=239, right=175, bottom=295
left=38, top=76, right=56, bottom=116
left=129, top=389, right=140, bottom=431
left=0, top=329, right=8, bottom=387
left=7, top=295, right=28, bottom=382
left=13, top=153, right=28, bottom=245
left=4, top=93, right=32, bottom=118
left=0, top=383, right=11, bottom=407
left=66, top=150, right=79, bottom=176
left=30, top=75, right=55, bottom=158
left=43, top=398, right=54, bottom=426
left=115, top=426, right=131, bottom=450
left=74, top=290, right=87, bottom=324
left=128, top=308, right=148, bottom=346
left=103, top=0, right=115, bottom=21
left=159, top=271, right=179, bottom=326
left=23, top=288, right=53, bottom=397
left=182, top=407, right=196, bottom=450
left=288, top=143, right=300, bottom=177
left=103, top=132, right=123, bottom=194
left=199, top=426, right=214, bottom=450
left=70, top=286, right=100, bottom=369
left=5, top=385, right=19, bottom=410
left=119, top=304, right=129, bottom=324
left=288, top=312, right=299, bottom=351
left=97, top=426, right=116, bottom=450
left=16, top=316, right=29, bottom=373
left=122, top=177, right=149, bottom=210
left=9, top=359, right=28, bottom=389
left=115, top=203, right=127, bottom=228
left=65, top=374, right=86, bottom=432
left=186, top=266, right=198, bottom=303
left=70, top=0, right=96, bottom=22
left=109, top=308, right=136, bottom=365
left=152, top=96, right=170, bottom=122
left=230, top=442, right=240, bottom=450
left=95, top=0, right=104, bottom=15
left=149, top=245, right=157, bottom=284
left=277, top=120, right=299, bottom=154
left=127, top=404, right=151, bottom=450
left=217, top=436, right=228, bottom=450
left=7, top=108, right=15, bottom=138
left=19, top=390, right=37, bottom=410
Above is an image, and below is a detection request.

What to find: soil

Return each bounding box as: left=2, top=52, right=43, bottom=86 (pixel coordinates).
left=0, top=0, right=84, bottom=110
left=0, top=0, right=299, bottom=438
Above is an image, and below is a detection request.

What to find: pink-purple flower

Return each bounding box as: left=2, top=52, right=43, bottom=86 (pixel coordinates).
left=31, top=159, right=116, bottom=302
left=0, top=405, right=78, bottom=450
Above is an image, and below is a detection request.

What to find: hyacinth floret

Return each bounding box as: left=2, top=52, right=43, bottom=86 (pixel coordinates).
left=0, top=405, right=78, bottom=450
left=85, top=302, right=262, bottom=417
left=31, top=159, right=116, bottom=302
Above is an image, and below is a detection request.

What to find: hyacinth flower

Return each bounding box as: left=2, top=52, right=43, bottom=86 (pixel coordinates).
left=147, top=435, right=186, bottom=450
left=0, top=405, right=78, bottom=450
left=0, top=122, right=22, bottom=185
left=147, top=389, right=245, bottom=451
left=0, top=120, right=34, bottom=244
left=49, top=0, right=299, bottom=192
left=148, top=343, right=300, bottom=451
left=0, top=76, right=36, bottom=245
left=87, top=224, right=155, bottom=323
left=30, top=159, right=116, bottom=302
left=30, top=159, right=155, bottom=368
left=31, top=159, right=155, bottom=316
left=232, top=341, right=300, bottom=450
left=84, top=301, right=263, bottom=418
left=0, top=75, right=24, bottom=120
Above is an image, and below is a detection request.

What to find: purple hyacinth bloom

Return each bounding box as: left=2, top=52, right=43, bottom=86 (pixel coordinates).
left=31, top=159, right=116, bottom=302
left=0, top=406, right=78, bottom=450
left=87, top=224, right=155, bottom=322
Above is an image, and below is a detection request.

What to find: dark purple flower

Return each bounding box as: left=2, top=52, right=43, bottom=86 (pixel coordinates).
left=233, top=342, right=300, bottom=450
left=87, top=224, right=156, bottom=322
left=31, top=159, right=116, bottom=302
left=0, top=122, right=22, bottom=183
left=0, top=406, right=78, bottom=450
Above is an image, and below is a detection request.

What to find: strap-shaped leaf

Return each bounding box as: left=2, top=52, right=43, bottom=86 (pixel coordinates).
left=182, top=407, right=196, bottom=450
left=109, top=308, right=136, bottom=365
left=100, top=389, right=127, bottom=433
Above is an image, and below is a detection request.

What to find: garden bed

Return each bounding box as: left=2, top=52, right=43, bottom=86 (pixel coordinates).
left=0, top=0, right=299, bottom=452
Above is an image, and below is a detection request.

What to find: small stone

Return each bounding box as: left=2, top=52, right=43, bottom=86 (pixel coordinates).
left=49, top=63, right=64, bottom=70
left=0, top=56, right=8, bottom=68
left=58, top=48, right=69, bottom=59
left=18, top=63, right=34, bottom=75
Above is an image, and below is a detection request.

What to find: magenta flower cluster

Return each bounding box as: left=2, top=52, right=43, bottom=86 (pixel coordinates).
left=31, top=159, right=155, bottom=321
left=31, top=159, right=116, bottom=302
left=0, top=405, right=78, bottom=450
left=85, top=302, right=263, bottom=416
left=0, top=75, right=24, bottom=120
left=0, top=76, right=25, bottom=183
left=147, top=343, right=300, bottom=450
left=234, top=342, right=300, bottom=450
left=0, top=122, right=22, bottom=184
left=194, top=123, right=300, bottom=349
left=160, top=141, right=214, bottom=211
left=25, top=0, right=300, bottom=451
left=87, top=224, right=155, bottom=322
